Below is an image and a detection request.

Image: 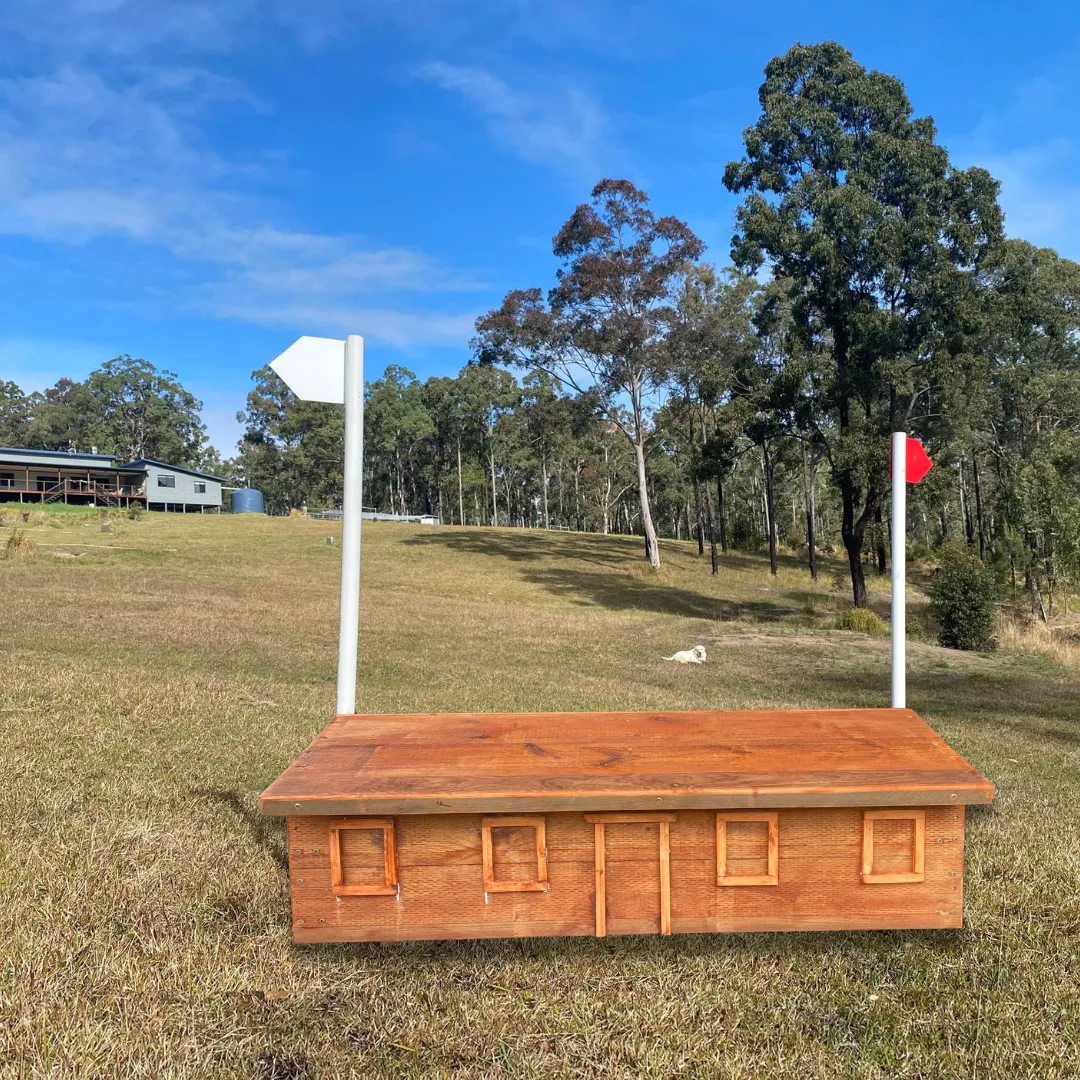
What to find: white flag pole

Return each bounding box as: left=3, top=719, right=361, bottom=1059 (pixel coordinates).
left=891, top=431, right=907, bottom=709
left=336, top=334, right=364, bottom=715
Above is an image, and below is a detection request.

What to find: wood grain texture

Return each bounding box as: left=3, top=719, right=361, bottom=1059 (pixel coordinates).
left=328, top=818, right=397, bottom=896
left=481, top=815, right=548, bottom=893
left=259, top=708, right=994, bottom=817
left=286, top=806, right=967, bottom=943
left=862, top=809, right=926, bottom=884
left=717, top=812, right=779, bottom=887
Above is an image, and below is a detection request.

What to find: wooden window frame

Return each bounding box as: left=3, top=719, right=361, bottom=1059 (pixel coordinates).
left=328, top=817, right=398, bottom=896
left=716, top=811, right=779, bottom=887
left=862, top=809, right=925, bottom=884
left=481, top=815, right=548, bottom=893
left=584, top=812, right=676, bottom=937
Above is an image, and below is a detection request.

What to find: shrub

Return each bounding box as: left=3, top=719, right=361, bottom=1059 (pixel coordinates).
left=928, top=543, right=998, bottom=651
left=834, top=606, right=889, bottom=637
left=126, top=504, right=144, bottom=520
left=3, top=529, right=36, bottom=560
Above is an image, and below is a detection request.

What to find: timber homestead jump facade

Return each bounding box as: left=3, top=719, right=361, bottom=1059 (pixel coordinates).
left=259, top=708, right=994, bottom=943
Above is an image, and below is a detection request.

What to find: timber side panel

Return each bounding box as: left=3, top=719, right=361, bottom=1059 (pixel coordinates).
left=259, top=709, right=995, bottom=816
left=286, top=806, right=966, bottom=943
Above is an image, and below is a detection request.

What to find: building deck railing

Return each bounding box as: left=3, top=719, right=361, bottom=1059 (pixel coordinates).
left=0, top=480, right=147, bottom=500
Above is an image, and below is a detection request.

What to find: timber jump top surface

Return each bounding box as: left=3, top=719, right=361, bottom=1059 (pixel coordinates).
left=259, top=708, right=994, bottom=817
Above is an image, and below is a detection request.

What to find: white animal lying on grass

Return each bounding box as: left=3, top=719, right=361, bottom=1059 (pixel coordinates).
left=662, top=645, right=707, bottom=664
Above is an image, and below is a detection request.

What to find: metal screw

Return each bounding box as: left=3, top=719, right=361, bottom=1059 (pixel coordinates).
left=297, top=878, right=305, bottom=884
left=295, top=802, right=302, bottom=809
left=298, top=919, right=305, bottom=924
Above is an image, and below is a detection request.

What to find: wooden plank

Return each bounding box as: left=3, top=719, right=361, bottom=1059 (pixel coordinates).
left=584, top=812, right=679, bottom=824
left=659, top=820, right=671, bottom=936
left=717, top=811, right=779, bottom=887
left=862, top=809, right=926, bottom=884
left=481, top=814, right=547, bottom=893
left=594, top=822, right=606, bottom=938
left=287, top=808, right=965, bottom=942
left=260, top=708, right=994, bottom=817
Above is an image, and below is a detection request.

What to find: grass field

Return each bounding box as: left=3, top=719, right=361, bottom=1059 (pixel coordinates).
left=1, top=511, right=1078, bottom=1079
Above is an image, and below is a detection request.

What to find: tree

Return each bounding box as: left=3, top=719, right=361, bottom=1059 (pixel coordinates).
left=475, top=179, right=704, bottom=567
left=724, top=42, right=1002, bottom=604
left=84, top=356, right=208, bottom=466
left=25, top=378, right=100, bottom=451
left=665, top=267, right=759, bottom=571
left=237, top=366, right=343, bottom=512
left=521, top=372, right=573, bottom=529
left=0, top=381, right=30, bottom=447
left=458, top=363, right=520, bottom=527
left=979, top=240, right=1080, bottom=614
left=365, top=366, right=435, bottom=516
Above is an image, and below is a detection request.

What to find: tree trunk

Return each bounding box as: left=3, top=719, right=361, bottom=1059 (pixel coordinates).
left=632, top=433, right=660, bottom=568
left=690, top=413, right=704, bottom=556
left=959, top=459, right=974, bottom=546
left=456, top=437, right=464, bottom=526
left=874, top=506, right=887, bottom=575
left=972, top=454, right=986, bottom=559
left=1027, top=565, right=1048, bottom=624
left=841, top=478, right=870, bottom=608
left=717, top=475, right=728, bottom=554
left=489, top=446, right=497, bottom=527
left=803, top=446, right=817, bottom=581
left=693, top=476, right=705, bottom=556
left=541, top=452, right=550, bottom=530
left=705, top=481, right=718, bottom=575
left=763, top=445, right=777, bottom=576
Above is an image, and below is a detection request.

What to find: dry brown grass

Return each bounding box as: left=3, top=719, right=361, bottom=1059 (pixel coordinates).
left=2, top=528, right=36, bottom=560
left=998, top=613, right=1080, bottom=669
left=1, top=512, right=1078, bottom=1079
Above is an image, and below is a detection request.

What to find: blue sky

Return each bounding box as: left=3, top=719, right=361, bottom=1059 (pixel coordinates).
left=2, top=1, right=1078, bottom=454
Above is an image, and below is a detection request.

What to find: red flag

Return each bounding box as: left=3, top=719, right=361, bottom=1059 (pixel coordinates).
left=890, top=437, right=933, bottom=484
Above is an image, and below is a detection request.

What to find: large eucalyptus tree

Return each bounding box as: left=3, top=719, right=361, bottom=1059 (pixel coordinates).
left=474, top=179, right=704, bottom=568
left=724, top=42, right=1003, bottom=605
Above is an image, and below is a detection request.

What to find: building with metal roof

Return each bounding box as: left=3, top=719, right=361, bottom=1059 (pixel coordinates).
left=0, top=447, right=224, bottom=513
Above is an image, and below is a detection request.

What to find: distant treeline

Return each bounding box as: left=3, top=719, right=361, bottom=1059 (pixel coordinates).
left=1, top=356, right=218, bottom=473
left=236, top=44, right=1080, bottom=614
left=4, top=42, right=1079, bottom=616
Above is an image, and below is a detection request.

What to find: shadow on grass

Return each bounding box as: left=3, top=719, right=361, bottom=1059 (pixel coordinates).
left=303, top=924, right=966, bottom=968
left=797, top=662, right=1080, bottom=747
left=193, top=787, right=289, bottom=873
left=522, top=566, right=790, bottom=622
left=404, top=527, right=822, bottom=577
left=404, top=530, right=802, bottom=622
left=403, top=528, right=637, bottom=567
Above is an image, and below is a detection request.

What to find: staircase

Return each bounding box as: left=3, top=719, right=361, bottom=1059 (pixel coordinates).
left=94, top=484, right=120, bottom=508
left=42, top=482, right=64, bottom=504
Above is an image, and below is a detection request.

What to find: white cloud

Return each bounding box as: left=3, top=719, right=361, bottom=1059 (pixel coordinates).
left=978, top=139, right=1080, bottom=254
left=208, top=302, right=478, bottom=349
left=419, top=61, right=613, bottom=180
left=950, top=77, right=1080, bottom=259
left=0, top=45, right=484, bottom=350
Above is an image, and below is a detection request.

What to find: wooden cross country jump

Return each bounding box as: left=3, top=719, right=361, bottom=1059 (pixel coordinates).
left=259, top=707, right=993, bottom=943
